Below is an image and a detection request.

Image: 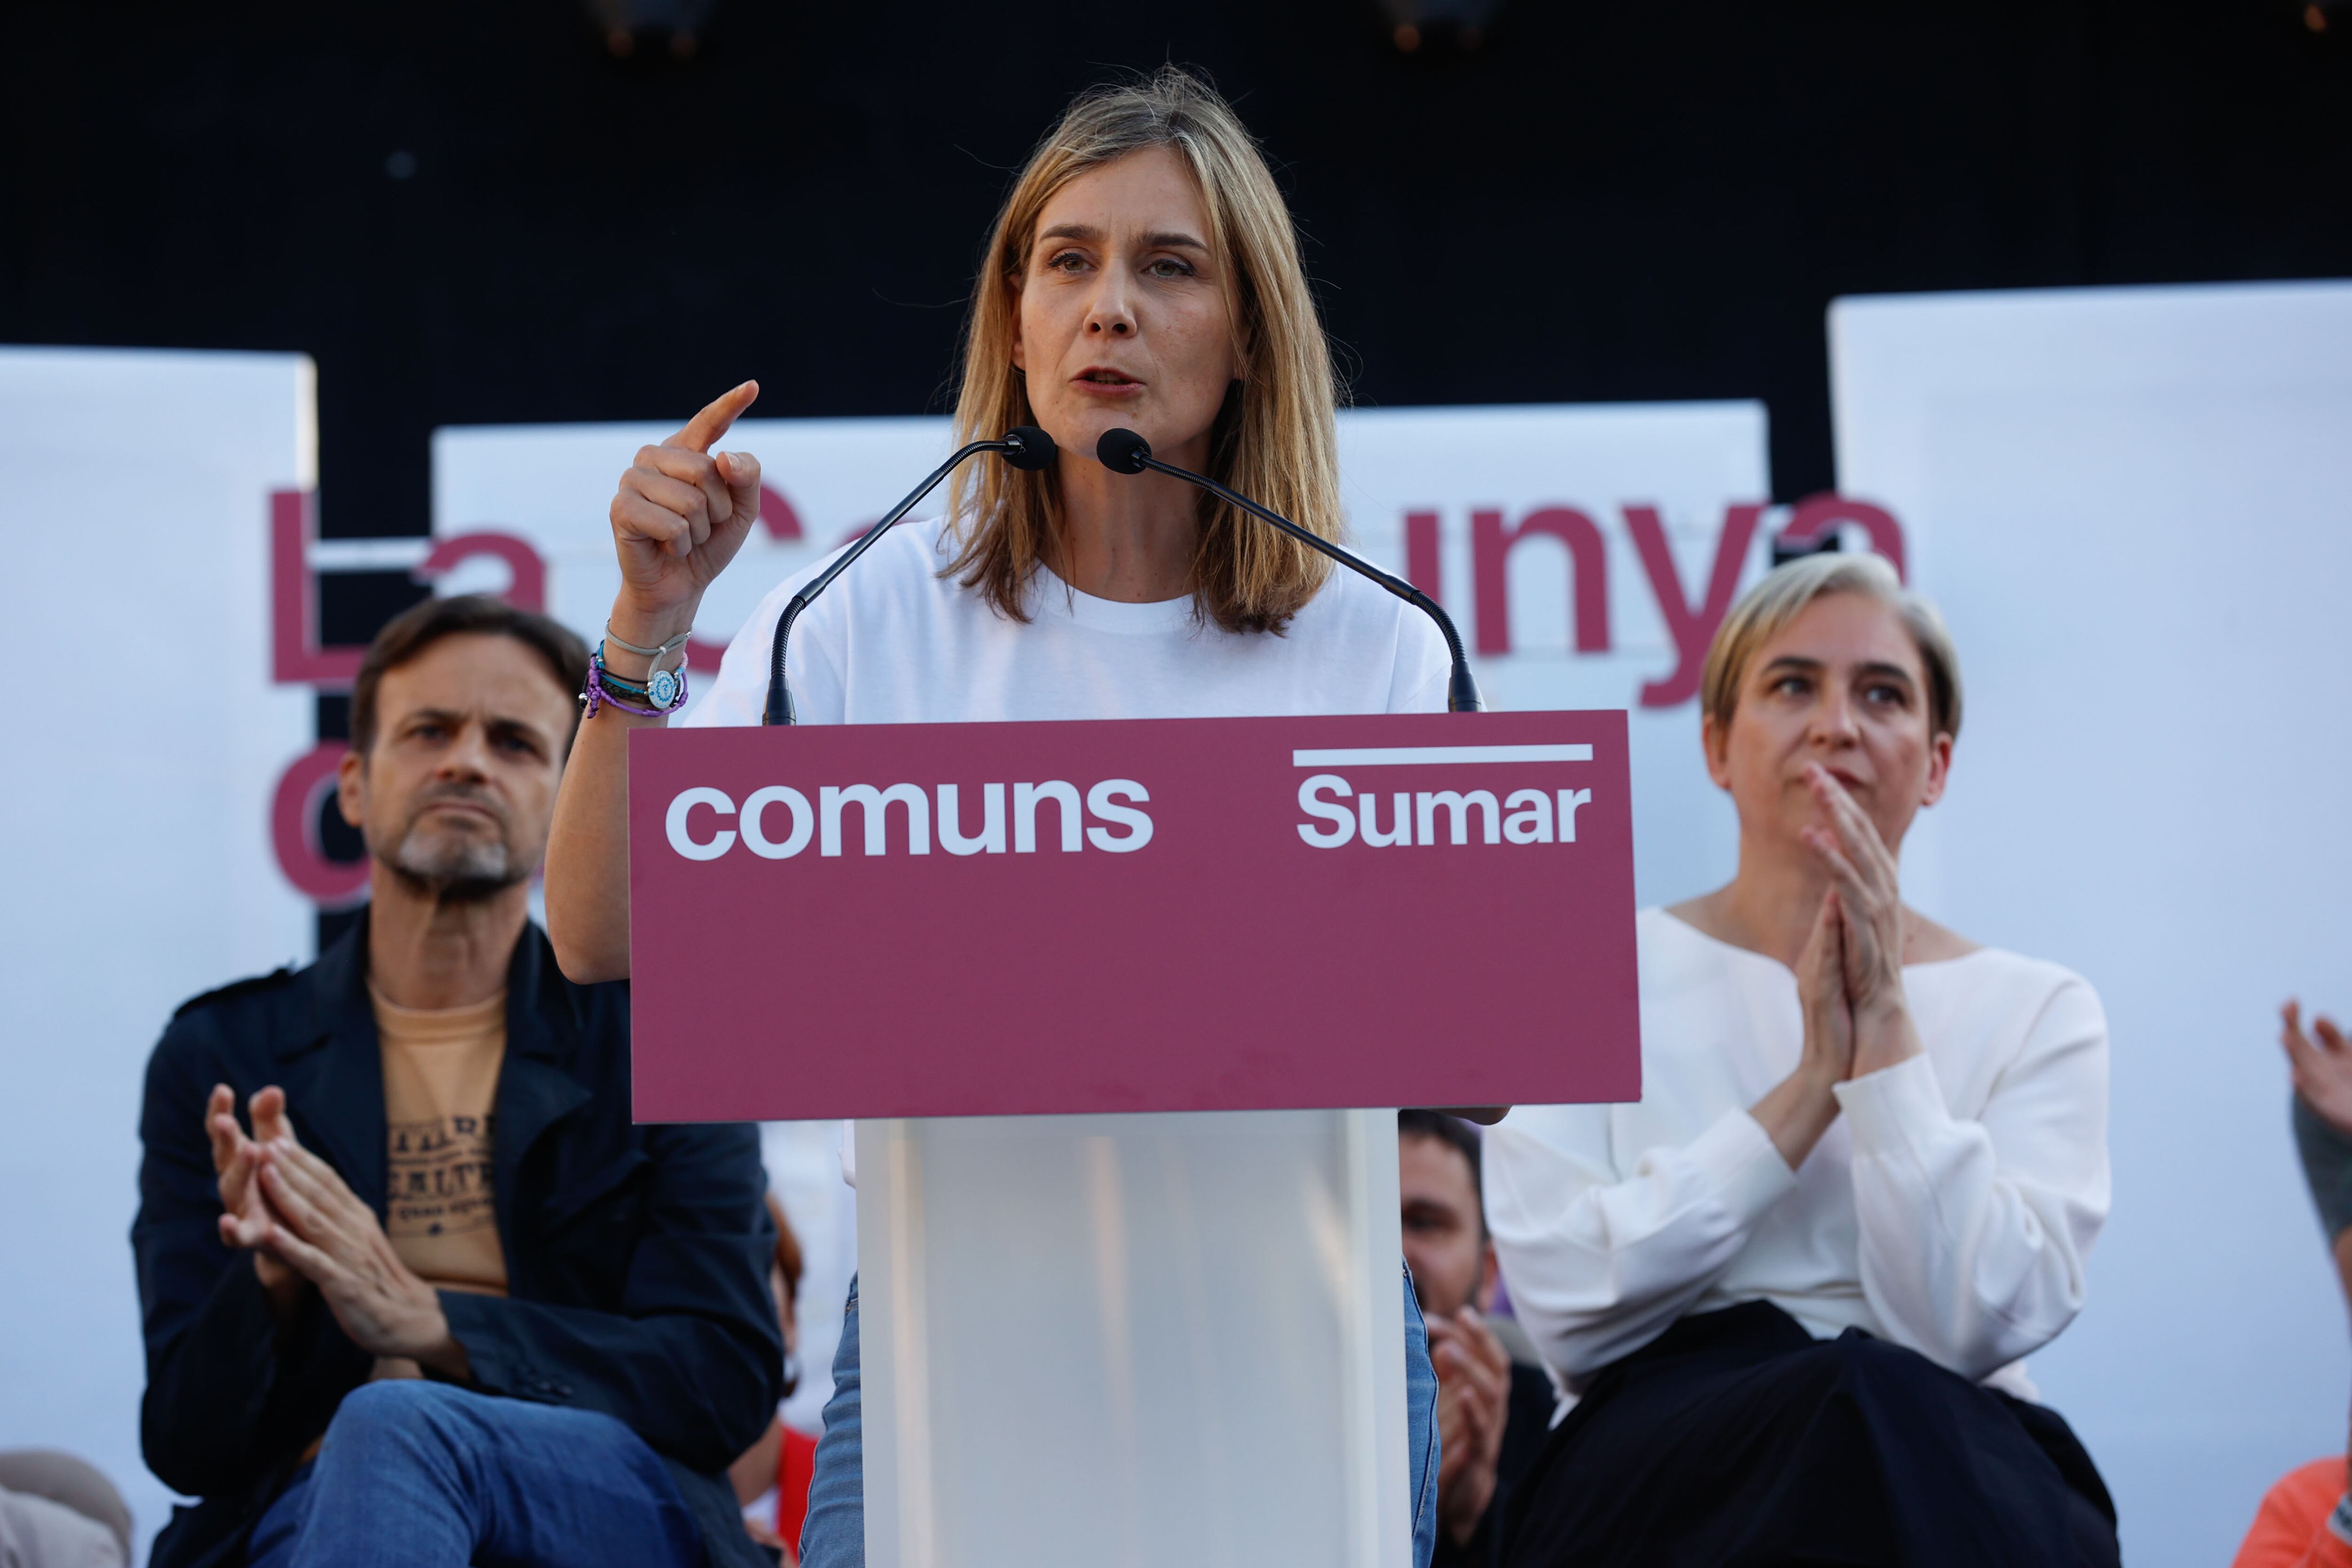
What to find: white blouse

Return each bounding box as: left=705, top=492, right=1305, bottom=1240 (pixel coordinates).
left=1485, top=907, right=2110, bottom=1401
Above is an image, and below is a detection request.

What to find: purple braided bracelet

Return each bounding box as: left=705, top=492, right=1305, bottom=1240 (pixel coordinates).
left=582, top=654, right=688, bottom=719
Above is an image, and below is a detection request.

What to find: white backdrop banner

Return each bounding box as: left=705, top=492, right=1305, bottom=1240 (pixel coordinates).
left=14, top=300, right=2344, bottom=1564
left=0, top=348, right=318, bottom=1561
left=1831, top=279, right=2352, bottom=1568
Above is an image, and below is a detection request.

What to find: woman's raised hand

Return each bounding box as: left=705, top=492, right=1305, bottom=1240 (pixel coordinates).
left=1799, top=763, right=1925, bottom=1075
left=608, top=381, right=764, bottom=639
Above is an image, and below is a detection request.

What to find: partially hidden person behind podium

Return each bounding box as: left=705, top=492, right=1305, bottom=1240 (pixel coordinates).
left=134, top=596, right=783, bottom=1568
left=1399, top=1112, right=1557, bottom=1568
left=544, top=67, right=1449, bottom=1568
left=1483, top=553, right=2119, bottom=1567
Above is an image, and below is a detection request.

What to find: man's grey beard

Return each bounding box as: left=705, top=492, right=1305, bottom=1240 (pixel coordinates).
left=382, top=816, right=525, bottom=905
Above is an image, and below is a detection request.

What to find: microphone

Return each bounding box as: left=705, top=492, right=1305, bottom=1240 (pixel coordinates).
left=764, top=425, right=1056, bottom=724
left=1094, top=428, right=1484, bottom=713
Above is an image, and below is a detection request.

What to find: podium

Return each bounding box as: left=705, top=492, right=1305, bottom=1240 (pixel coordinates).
left=629, top=710, right=1637, bottom=1567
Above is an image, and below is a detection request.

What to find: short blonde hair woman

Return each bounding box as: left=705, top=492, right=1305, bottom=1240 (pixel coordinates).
left=1483, top=553, right=2119, bottom=1567
left=545, top=68, right=1453, bottom=1567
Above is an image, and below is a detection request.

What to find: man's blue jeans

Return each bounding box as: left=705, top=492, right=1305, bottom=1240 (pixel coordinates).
left=245, top=1381, right=699, bottom=1568
left=800, top=1264, right=1443, bottom=1568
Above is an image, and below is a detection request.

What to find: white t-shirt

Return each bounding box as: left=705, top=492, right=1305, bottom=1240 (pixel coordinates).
left=683, top=516, right=1454, bottom=1179
left=686, top=516, right=1453, bottom=729
left=1485, top=906, right=2111, bottom=1405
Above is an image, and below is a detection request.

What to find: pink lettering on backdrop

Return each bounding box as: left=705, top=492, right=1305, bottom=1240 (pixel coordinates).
left=1406, top=510, right=1442, bottom=601
left=270, top=490, right=364, bottom=686
left=1403, top=497, right=1905, bottom=708
left=1779, top=493, right=1906, bottom=581
left=757, top=484, right=803, bottom=542
left=682, top=485, right=806, bottom=669
left=1471, top=507, right=1610, bottom=658
left=1625, top=504, right=1765, bottom=709
left=269, top=741, right=369, bottom=906
left=416, top=532, right=546, bottom=609
left=268, top=499, right=570, bottom=905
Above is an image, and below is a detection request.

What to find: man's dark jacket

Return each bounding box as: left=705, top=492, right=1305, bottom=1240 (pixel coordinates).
left=133, top=914, right=783, bottom=1568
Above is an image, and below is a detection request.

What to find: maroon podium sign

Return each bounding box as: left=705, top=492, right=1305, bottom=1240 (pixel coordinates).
left=627, top=709, right=1638, bottom=1122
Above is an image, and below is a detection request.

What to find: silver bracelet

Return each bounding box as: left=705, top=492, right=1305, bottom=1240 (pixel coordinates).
left=604, top=623, right=692, bottom=661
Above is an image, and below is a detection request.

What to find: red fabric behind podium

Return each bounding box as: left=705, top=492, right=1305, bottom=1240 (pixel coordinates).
left=627, top=710, right=1638, bottom=1122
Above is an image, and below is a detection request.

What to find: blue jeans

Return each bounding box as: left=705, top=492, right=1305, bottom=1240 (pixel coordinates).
left=799, top=1264, right=1442, bottom=1568
left=245, top=1381, right=699, bottom=1568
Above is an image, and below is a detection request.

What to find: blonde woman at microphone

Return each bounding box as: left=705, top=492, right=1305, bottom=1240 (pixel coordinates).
left=545, top=68, right=1451, bottom=1568
left=1483, top=554, right=2117, bottom=1568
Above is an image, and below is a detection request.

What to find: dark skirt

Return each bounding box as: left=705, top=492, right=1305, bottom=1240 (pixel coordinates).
left=1498, top=1301, right=2119, bottom=1568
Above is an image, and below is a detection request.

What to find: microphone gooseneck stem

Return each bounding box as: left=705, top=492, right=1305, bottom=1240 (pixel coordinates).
left=763, top=438, right=1009, bottom=725
left=1136, top=454, right=1486, bottom=714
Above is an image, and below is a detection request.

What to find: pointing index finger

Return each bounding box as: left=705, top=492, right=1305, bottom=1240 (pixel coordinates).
left=671, top=381, right=760, bottom=454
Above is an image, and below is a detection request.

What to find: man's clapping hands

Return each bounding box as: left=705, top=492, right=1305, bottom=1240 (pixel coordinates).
left=206, top=1086, right=467, bottom=1377
left=1427, top=1305, right=1512, bottom=1547
left=207, top=1084, right=301, bottom=1306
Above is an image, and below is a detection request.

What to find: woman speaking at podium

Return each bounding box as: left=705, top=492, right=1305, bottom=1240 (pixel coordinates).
left=547, top=69, right=1450, bottom=1567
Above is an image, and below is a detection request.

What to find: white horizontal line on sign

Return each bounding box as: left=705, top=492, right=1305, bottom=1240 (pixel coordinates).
left=1291, top=744, right=1594, bottom=767
left=310, top=538, right=435, bottom=570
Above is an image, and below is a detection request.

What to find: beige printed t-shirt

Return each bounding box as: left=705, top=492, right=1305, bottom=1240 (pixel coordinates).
left=373, top=987, right=508, bottom=1297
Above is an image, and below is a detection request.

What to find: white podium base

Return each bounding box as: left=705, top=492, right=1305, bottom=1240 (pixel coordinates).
left=856, top=1109, right=1410, bottom=1568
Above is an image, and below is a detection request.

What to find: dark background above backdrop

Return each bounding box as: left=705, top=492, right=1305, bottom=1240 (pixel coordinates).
left=4, top=0, right=2347, bottom=553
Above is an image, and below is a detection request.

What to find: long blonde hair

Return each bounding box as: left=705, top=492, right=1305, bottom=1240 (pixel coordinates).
left=943, top=66, right=1342, bottom=635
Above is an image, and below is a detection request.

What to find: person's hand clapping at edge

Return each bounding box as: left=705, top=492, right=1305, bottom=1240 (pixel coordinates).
left=2285, top=1000, right=2352, bottom=1135
left=2232, top=1003, right=2352, bottom=1565
left=2282, top=998, right=2352, bottom=1450
left=207, top=1084, right=302, bottom=1314
left=1426, top=1305, right=1511, bottom=1548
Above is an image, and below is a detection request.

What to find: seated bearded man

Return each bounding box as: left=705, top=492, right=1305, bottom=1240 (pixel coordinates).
left=134, top=596, right=782, bottom=1568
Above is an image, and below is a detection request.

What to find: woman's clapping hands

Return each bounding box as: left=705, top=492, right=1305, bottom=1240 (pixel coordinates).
left=1795, top=889, right=1857, bottom=1088
left=1760, top=892, right=1865, bottom=1169
left=1761, top=772, right=1927, bottom=1169
left=1797, top=763, right=1926, bottom=1079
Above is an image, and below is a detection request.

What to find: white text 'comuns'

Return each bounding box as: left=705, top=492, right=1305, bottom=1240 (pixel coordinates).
left=666, top=781, right=1153, bottom=860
